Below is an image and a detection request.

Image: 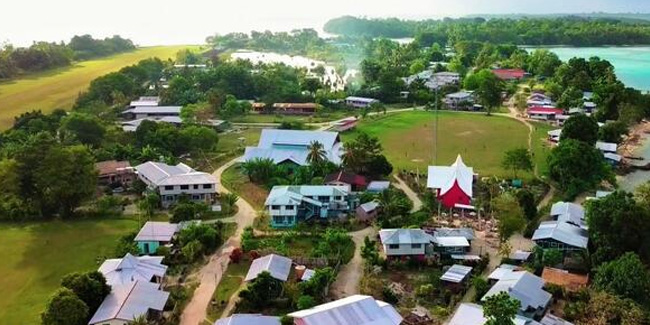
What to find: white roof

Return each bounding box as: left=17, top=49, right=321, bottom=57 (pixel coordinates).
left=488, top=264, right=519, bottom=280
left=367, top=181, right=390, bottom=192
left=136, top=161, right=217, bottom=187
left=440, top=264, right=473, bottom=283
left=540, top=314, right=575, bottom=325
left=345, top=96, right=379, bottom=103
left=379, top=229, right=434, bottom=245
left=433, top=227, right=475, bottom=240
left=532, top=221, right=589, bottom=249
left=547, top=129, right=562, bottom=137
left=130, top=96, right=160, bottom=107
left=265, top=185, right=349, bottom=207
left=432, top=236, right=469, bottom=247
left=604, top=152, right=622, bottom=162
left=511, top=250, right=532, bottom=261
left=446, top=91, right=473, bottom=99
left=451, top=254, right=481, bottom=261
left=550, top=202, right=586, bottom=228
left=448, top=303, right=530, bottom=325
left=596, top=141, right=617, bottom=153
left=245, top=254, right=292, bottom=282
left=427, top=155, right=474, bottom=197
left=215, top=314, right=280, bottom=325
left=134, top=222, right=179, bottom=242
left=288, top=295, right=402, bottom=325
left=482, top=271, right=552, bottom=312
left=98, top=253, right=167, bottom=287
left=88, top=281, right=169, bottom=324
left=124, top=106, right=181, bottom=115
left=359, top=201, right=380, bottom=213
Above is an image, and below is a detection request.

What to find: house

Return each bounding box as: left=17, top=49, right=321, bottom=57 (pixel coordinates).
left=550, top=202, right=586, bottom=229
left=245, top=254, right=292, bottom=282
left=356, top=201, right=380, bottom=222
left=122, top=106, right=182, bottom=119
left=596, top=141, right=617, bottom=154
left=134, top=221, right=180, bottom=255
left=444, top=91, right=474, bottom=110
left=331, top=118, right=358, bottom=132
left=427, top=155, right=474, bottom=209
left=95, top=160, right=136, bottom=186
left=366, top=181, right=390, bottom=193
left=265, top=185, right=355, bottom=228
left=541, top=267, right=589, bottom=292
left=129, top=96, right=160, bottom=107
left=135, top=161, right=218, bottom=208
left=215, top=314, right=280, bottom=325
left=272, top=103, right=318, bottom=115
left=403, top=70, right=460, bottom=90
left=324, top=171, right=367, bottom=191
left=482, top=269, right=552, bottom=318
left=583, top=101, right=597, bottom=113
left=288, top=295, right=402, bottom=325
left=121, top=116, right=226, bottom=132
left=440, top=264, right=473, bottom=284
left=527, top=93, right=554, bottom=107
left=527, top=107, right=564, bottom=121
left=532, top=221, right=589, bottom=252
left=88, top=281, right=169, bottom=325
left=492, top=68, right=527, bottom=81
left=448, top=303, right=535, bottom=325
left=379, top=228, right=434, bottom=258
left=604, top=152, right=622, bottom=165
left=432, top=236, right=470, bottom=255
left=540, top=314, right=575, bottom=325
left=510, top=250, right=532, bottom=263
left=345, top=96, right=379, bottom=108
left=433, top=227, right=475, bottom=243
left=488, top=264, right=520, bottom=282
left=244, top=129, right=343, bottom=167
left=547, top=129, right=562, bottom=142
left=98, top=253, right=167, bottom=287
left=251, top=102, right=267, bottom=113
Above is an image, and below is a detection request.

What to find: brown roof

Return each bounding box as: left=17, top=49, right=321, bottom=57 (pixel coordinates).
left=324, top=171, right=368, bottom=186
left=542, top=267, right=588, bottom=291
left=95, top=160, right=131, bottom=176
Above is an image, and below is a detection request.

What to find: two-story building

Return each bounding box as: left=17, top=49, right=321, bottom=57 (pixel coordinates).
left=135, top=161, right=218, bottom=208
left=444, top=91, right=474, bottom=110
left=265, top=185, right=356, bottom=228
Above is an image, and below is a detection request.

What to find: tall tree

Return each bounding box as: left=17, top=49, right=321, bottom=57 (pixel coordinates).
left=41, top=288, right=89, bottom=325
left=307, top=141, right=327, bottom=165
left=61, top=271, right=111, bottom=312
left=483, top=291, right=521, bottom=325
left=473, top=69, right=504, bottom=116
left=560, top=114, right=600, bottom=146
left=493, top=193, right=526, bottom=242
left=501, top=148, right=533, bottom=178
left=594, top=252, right=650, bottom=305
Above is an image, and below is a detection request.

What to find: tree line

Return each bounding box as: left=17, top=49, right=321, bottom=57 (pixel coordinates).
left=324, top=16, right=650, bottom=46
left=0, top=35, right=135, bottom=79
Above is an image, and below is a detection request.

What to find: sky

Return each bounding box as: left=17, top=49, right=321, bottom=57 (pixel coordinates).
left=2, top=0, right=650, bottom=46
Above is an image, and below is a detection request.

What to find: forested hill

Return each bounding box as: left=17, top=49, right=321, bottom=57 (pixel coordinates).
left=323, top=16, right=650, bottom=46
left=0, top=35, right=136, bottom=79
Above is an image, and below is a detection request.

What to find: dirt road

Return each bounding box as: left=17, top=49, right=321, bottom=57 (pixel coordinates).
left=329, top=227, right=377, bottom=298
left=180, top=157, right=257, bottom=325
left=392, top=174, right=423, bottom=212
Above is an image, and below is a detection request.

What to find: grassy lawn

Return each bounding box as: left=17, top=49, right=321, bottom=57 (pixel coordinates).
left=343, top=111, right=531, bottom=177
left=206, top=258, right=252, bottom=322
left=0, top=218, right=139, bottom=325
left=530, top=122, right=556, bottom=178
left=191, top=128, right=262, bottom=171
left=0, top=45, right=198, bottom=130
left=229, top=111, right=351, bottom=124
left=221, top=164, right=269, bottom=210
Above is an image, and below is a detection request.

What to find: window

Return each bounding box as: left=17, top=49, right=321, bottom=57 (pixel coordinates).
left=334, top=196, right=342, bottom=200
left=271, top=205, right=281, bottom=210
left=388, top=244, right=399, bottom=249
left=164, top=185, right=174, bottom=191
left=286, top=205, right=294, bottom=210
left=273, top=216, right=285, bottom=224
left=411, top=244, right=422, bottom=249
left=180, top=185, right=189, bottom=190
left=203, top=184, right=212, bottom=189
left=193, top=185, right=199, bottom=189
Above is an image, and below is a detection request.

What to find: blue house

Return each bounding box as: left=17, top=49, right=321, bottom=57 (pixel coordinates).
left=243, top=129, right=343, bottom=167
left=265, top=185, right=357, bottom=228
left=134, top=222, right=180, bottom=255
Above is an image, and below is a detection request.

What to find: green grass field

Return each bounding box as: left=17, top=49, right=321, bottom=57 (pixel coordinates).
left=0, top=219, right=139, bottom=325
left=530, top=122, right=556, bottom=177
left=343, top=111, right=532, bottom=177
left=0, top=45, right=198, bottom=130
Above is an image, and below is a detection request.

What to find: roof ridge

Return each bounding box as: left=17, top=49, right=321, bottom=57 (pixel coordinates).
left=150, top=162, right=171, bottom=178
left=111, top=281, right=139, bottom=321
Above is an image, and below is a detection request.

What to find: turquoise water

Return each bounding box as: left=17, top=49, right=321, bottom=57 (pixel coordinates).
left=524, top=47, right=650, bottom=91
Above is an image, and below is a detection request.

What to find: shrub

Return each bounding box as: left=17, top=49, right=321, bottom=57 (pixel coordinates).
left=382, top=286, right=399, bottom=304
left=296, top=295, right=316, bottom=309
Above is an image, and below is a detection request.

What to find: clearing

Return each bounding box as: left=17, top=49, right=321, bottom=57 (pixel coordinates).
left=0, top=45, right=197, bottom=130
left=0, top=218, right=138, bottom=325
left=343, top=111, right=533, bottom=177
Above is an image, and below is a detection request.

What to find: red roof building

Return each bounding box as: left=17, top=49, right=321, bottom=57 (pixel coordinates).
left=427, top=155, right=474, bottom=208
left=492, top=69, right=527, bottom=81
left=527, top=107, right=564, bottom=120
left=324, top=171, right=368, bottom=191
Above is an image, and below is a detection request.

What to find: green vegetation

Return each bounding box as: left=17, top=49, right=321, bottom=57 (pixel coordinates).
left=344, top=111, right=531, bottom=177
left=0, top=219, right=137, bottom=324
left=206, top=259, right=252, bottom=321
left=0, top=45, right=195, bottom=129
left=221, top=164, right=269, bottom=210
left=530, top=122, right=555, bottom=176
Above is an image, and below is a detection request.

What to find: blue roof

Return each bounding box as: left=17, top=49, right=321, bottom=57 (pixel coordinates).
left=265, top=185, right=350, bottom=206
left=532, top=221, right=588, bottom=249
left=244, top=129, right=342, bottom=166
left=366, top=181, right=390, bottom=192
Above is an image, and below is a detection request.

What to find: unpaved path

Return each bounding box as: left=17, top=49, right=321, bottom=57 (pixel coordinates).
left=180, top=157, right=257, bottom=325
left=392, top=174, right=423, bottom=212
left=330, top=227, right=377, bottom=298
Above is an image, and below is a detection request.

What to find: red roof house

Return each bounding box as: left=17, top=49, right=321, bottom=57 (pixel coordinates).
left=527, top=107, right=564, bottom=120
left=492, top=69, right=527, bottom=81
left=324, top=171, right=368, bottom=191
left=427, top=155, right=474, bottom=208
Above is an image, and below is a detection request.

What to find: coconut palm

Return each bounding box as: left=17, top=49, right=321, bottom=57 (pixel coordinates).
left=307, top=141, right=327, bottom=165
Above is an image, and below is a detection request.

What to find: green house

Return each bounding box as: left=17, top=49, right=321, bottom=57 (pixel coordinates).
left=134, top=221, right=180, bottom=255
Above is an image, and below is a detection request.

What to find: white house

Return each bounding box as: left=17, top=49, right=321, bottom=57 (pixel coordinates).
left=379, top=228, right=435, bottom=257
left=98, top=253, right=167, bottom=287
left=449, top=303, right=536, bottom=325
left=244, top=129, right=343, bottom=166
left=135, top=161, right=217, bottom=208
left=122, top=106, right=182, bottom=119
left=482, top=268, right=552, bottom=318
left=288, top=295, right=402, bottom=325
left=345, top=96, right=379, bottom=108
left=403, top=70, right=460, bottom=90
left=265, top=185, right=354, bottom=228
left=215, top=315, right=280, bottom=325
left=527, top=107, right=564, bottom=121
left=596, top=141, right=617, bottom=154
left=88, top=281, right=169, bottom=325
left=444, top=91, right=474, bottom=109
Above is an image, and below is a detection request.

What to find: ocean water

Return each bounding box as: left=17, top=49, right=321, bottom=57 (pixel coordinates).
left=524, top=46, right=650, bottom=92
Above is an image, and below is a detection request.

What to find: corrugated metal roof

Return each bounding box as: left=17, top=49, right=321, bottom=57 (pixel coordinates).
left=265, top=185, right=349, bottom=207
left=345, top=96, right=379, bottom=103
left=379, top=229, right=434, bottom=245
left=511, top=250, right=532, bottom=261
left=215, top=314, right=280, bottom=325
left=596, top=141, right=617, bottom=153
left=88, top=281, right=169, bottom=324
left=359, top=201, right=380, bottom=213
left=532, top=221, right=588, bottom=249
left=366, top=181, right=390, bottom=192
left=135, top=161, right=216, bottom=187
left=127, top=106, right=181, bottom=114
left=432, top=236, right=469, bottom=247
left=244, top=129, right=342, bottom=166
left=440, top=264, right=473, bottom=283
left=433, top=227, right=475, bottom=240
left=551, top=202, right=585, bottom=228
left=427, top=155, right=474, bottom=197
left=134, top=222, right=179, bottom=242
left=288, top=295, right=402, bottom=325
left=245, top=254, right=292, bottom=282
left=451, top=254, right=481, bottom=261
left=98, top=253, right=167, bottom=287
left=540, top=314, right=574, bottom=325
left=488, top=264, right=519, bottom=280
left=448, top=303, right=530, bottom=325
left=482, top=271, right=552, bottom=312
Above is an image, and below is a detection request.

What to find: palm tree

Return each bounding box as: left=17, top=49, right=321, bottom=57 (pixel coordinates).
left=307, top=141, right=327, bottom=165
left=131, top=315, right=150, bottom=325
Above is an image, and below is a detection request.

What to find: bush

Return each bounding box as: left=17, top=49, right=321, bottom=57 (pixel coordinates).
left=296, top=295, right=316, bottom=309
left=230, top=248, right=243, bottom=263
left=382, top=286, right=399, bottom=304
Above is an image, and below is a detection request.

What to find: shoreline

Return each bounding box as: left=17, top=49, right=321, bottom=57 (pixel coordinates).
left=619, top=120, right=650, bottom=159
